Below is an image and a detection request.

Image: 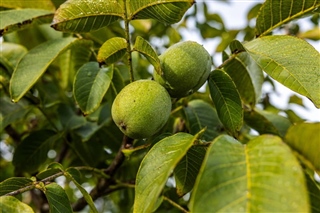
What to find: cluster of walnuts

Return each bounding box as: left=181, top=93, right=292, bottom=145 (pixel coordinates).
left=111, top=41, right=212, bottom=139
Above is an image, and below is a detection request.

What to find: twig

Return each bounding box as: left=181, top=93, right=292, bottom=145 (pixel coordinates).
left=72, top=135, right=134, bottom=211
left=5, top=172, right=64, bottom=196
left=163, top=196, right=189, bottom=213
left=217, top=50, right=245, bottom=70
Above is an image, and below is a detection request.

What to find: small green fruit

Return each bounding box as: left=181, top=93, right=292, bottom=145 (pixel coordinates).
left=111, top=80, right=171, bottom=139
left=154, top=41, right=212, bottom=98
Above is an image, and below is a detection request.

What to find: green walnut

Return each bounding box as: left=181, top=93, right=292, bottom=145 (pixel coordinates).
left=111, top=80, right=171, bottom=139
left=154, top=41, right=212, bottom=98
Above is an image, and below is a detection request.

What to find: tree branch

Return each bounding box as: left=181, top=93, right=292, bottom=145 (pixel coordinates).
left=72, top=135, right=134, bottom=211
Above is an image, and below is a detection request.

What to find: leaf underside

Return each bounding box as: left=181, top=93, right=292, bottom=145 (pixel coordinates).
left=244, top=35, right=320, bottom=108
left=256, top=0, right=320, bottom=37
left=190, top=135, right=309, bottom=212
left=285, top=122, right=320, bottom=173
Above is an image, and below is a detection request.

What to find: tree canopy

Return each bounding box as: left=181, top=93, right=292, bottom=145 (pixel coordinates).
left=0, top=0, right=319, bottom=212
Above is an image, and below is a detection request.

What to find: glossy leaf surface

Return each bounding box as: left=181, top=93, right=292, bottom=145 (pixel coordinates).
left=73, top=62, right=113, bottom=115
left=0, top=9, right=53, bottom=36
left=0, top=196, right=34, bottom=213
left=256, top=0, right=320, bottom=37
left=245, top=35, right=320, bottom=108
left=52, top=0, right=124, bottom=33
left=285, top=122, right=320, bottom=173
left=128, top=0, right=194, bottom=24
left=208, top=70, right=243, bottom=135
left=190, top=135, right=308, bottom=212
left=97, top=37, right=127, bottom=65
left=134, top=133, right=194, bottom=213
left=9, top=37, right=78, bottom=102
left=44, top=183, right=73, bottom=213
left=133, top=36, right=161, bottom=75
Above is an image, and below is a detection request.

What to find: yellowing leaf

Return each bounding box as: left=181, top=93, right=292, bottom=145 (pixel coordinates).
left=190, top=135, right=309, bottom=212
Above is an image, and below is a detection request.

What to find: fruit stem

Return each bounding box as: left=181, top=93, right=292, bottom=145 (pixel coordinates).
left=123, top=0, right=134, bottom=82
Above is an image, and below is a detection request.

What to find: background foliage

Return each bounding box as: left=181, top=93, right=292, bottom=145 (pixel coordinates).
left=0, top=0, right=320, bottom=212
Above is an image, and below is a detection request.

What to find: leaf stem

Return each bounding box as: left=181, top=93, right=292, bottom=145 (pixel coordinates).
left=217, top=50, right=244, bottom=69
left=3, top=165, right=115, bottom=197
left=123, top=0, right=134, bottom=82
left=163, top=196, right=189, bottom=213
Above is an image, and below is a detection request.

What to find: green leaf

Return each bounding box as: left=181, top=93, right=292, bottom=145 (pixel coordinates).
left=0, top=196, right=34, bottom=213
left=183, top=99, right=223, bottom=141
left=52, top=0, right=124, bottom=33
left=44, top=183, right=73, bottom=213
left=0, top=177, right=33, bottom=196
left=244, top=109, right=282, bottom=136
left=208, top=70, right=243, bottom=135
left=174, top=145, right=207, bottom=197
left=73, top=62, right=113, bottom=115
left=305, top=172, right=320, bottom=212
left=190, top=135, right=309, bottom=212
left=133, top=36, right=161, bottom=75
left=229, top=40, right=246, bottom=54
left=36, top=168, right=62, bottom=180
left=0, top=9, right=54, bottom=36
left=0, top=0, right=55, bottom=10
left=12, top=130, right=60, bottom=173
left=0, top=97, right=32, bottom=131
left=257, top=109, right=292, bottom=137
left=65, top=168, right=98, bottom=213
left=0, top=42, right=28, bottom=72
left=9, top=37, right=79, bottom=102
left=128, top=0, right=194, bottom=24
left=58, top=39, right=93, bottom=89
left=256, top=0, right=320, bottom=37
left=133, top=132, right=195, bottom=213
left=224, top=52, right=264, bottom=107
left=57, top=104, right=86, bottom=130
left=244, top=35, right=320, bottom=108
left=97, top=37, right=127, bottom=65
left=285, top=122, right=320, bottom=173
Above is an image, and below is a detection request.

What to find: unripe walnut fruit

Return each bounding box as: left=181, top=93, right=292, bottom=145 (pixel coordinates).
left=111, top=80, right=171, bottom=139
left=154, top=41, right=212, bottom=98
